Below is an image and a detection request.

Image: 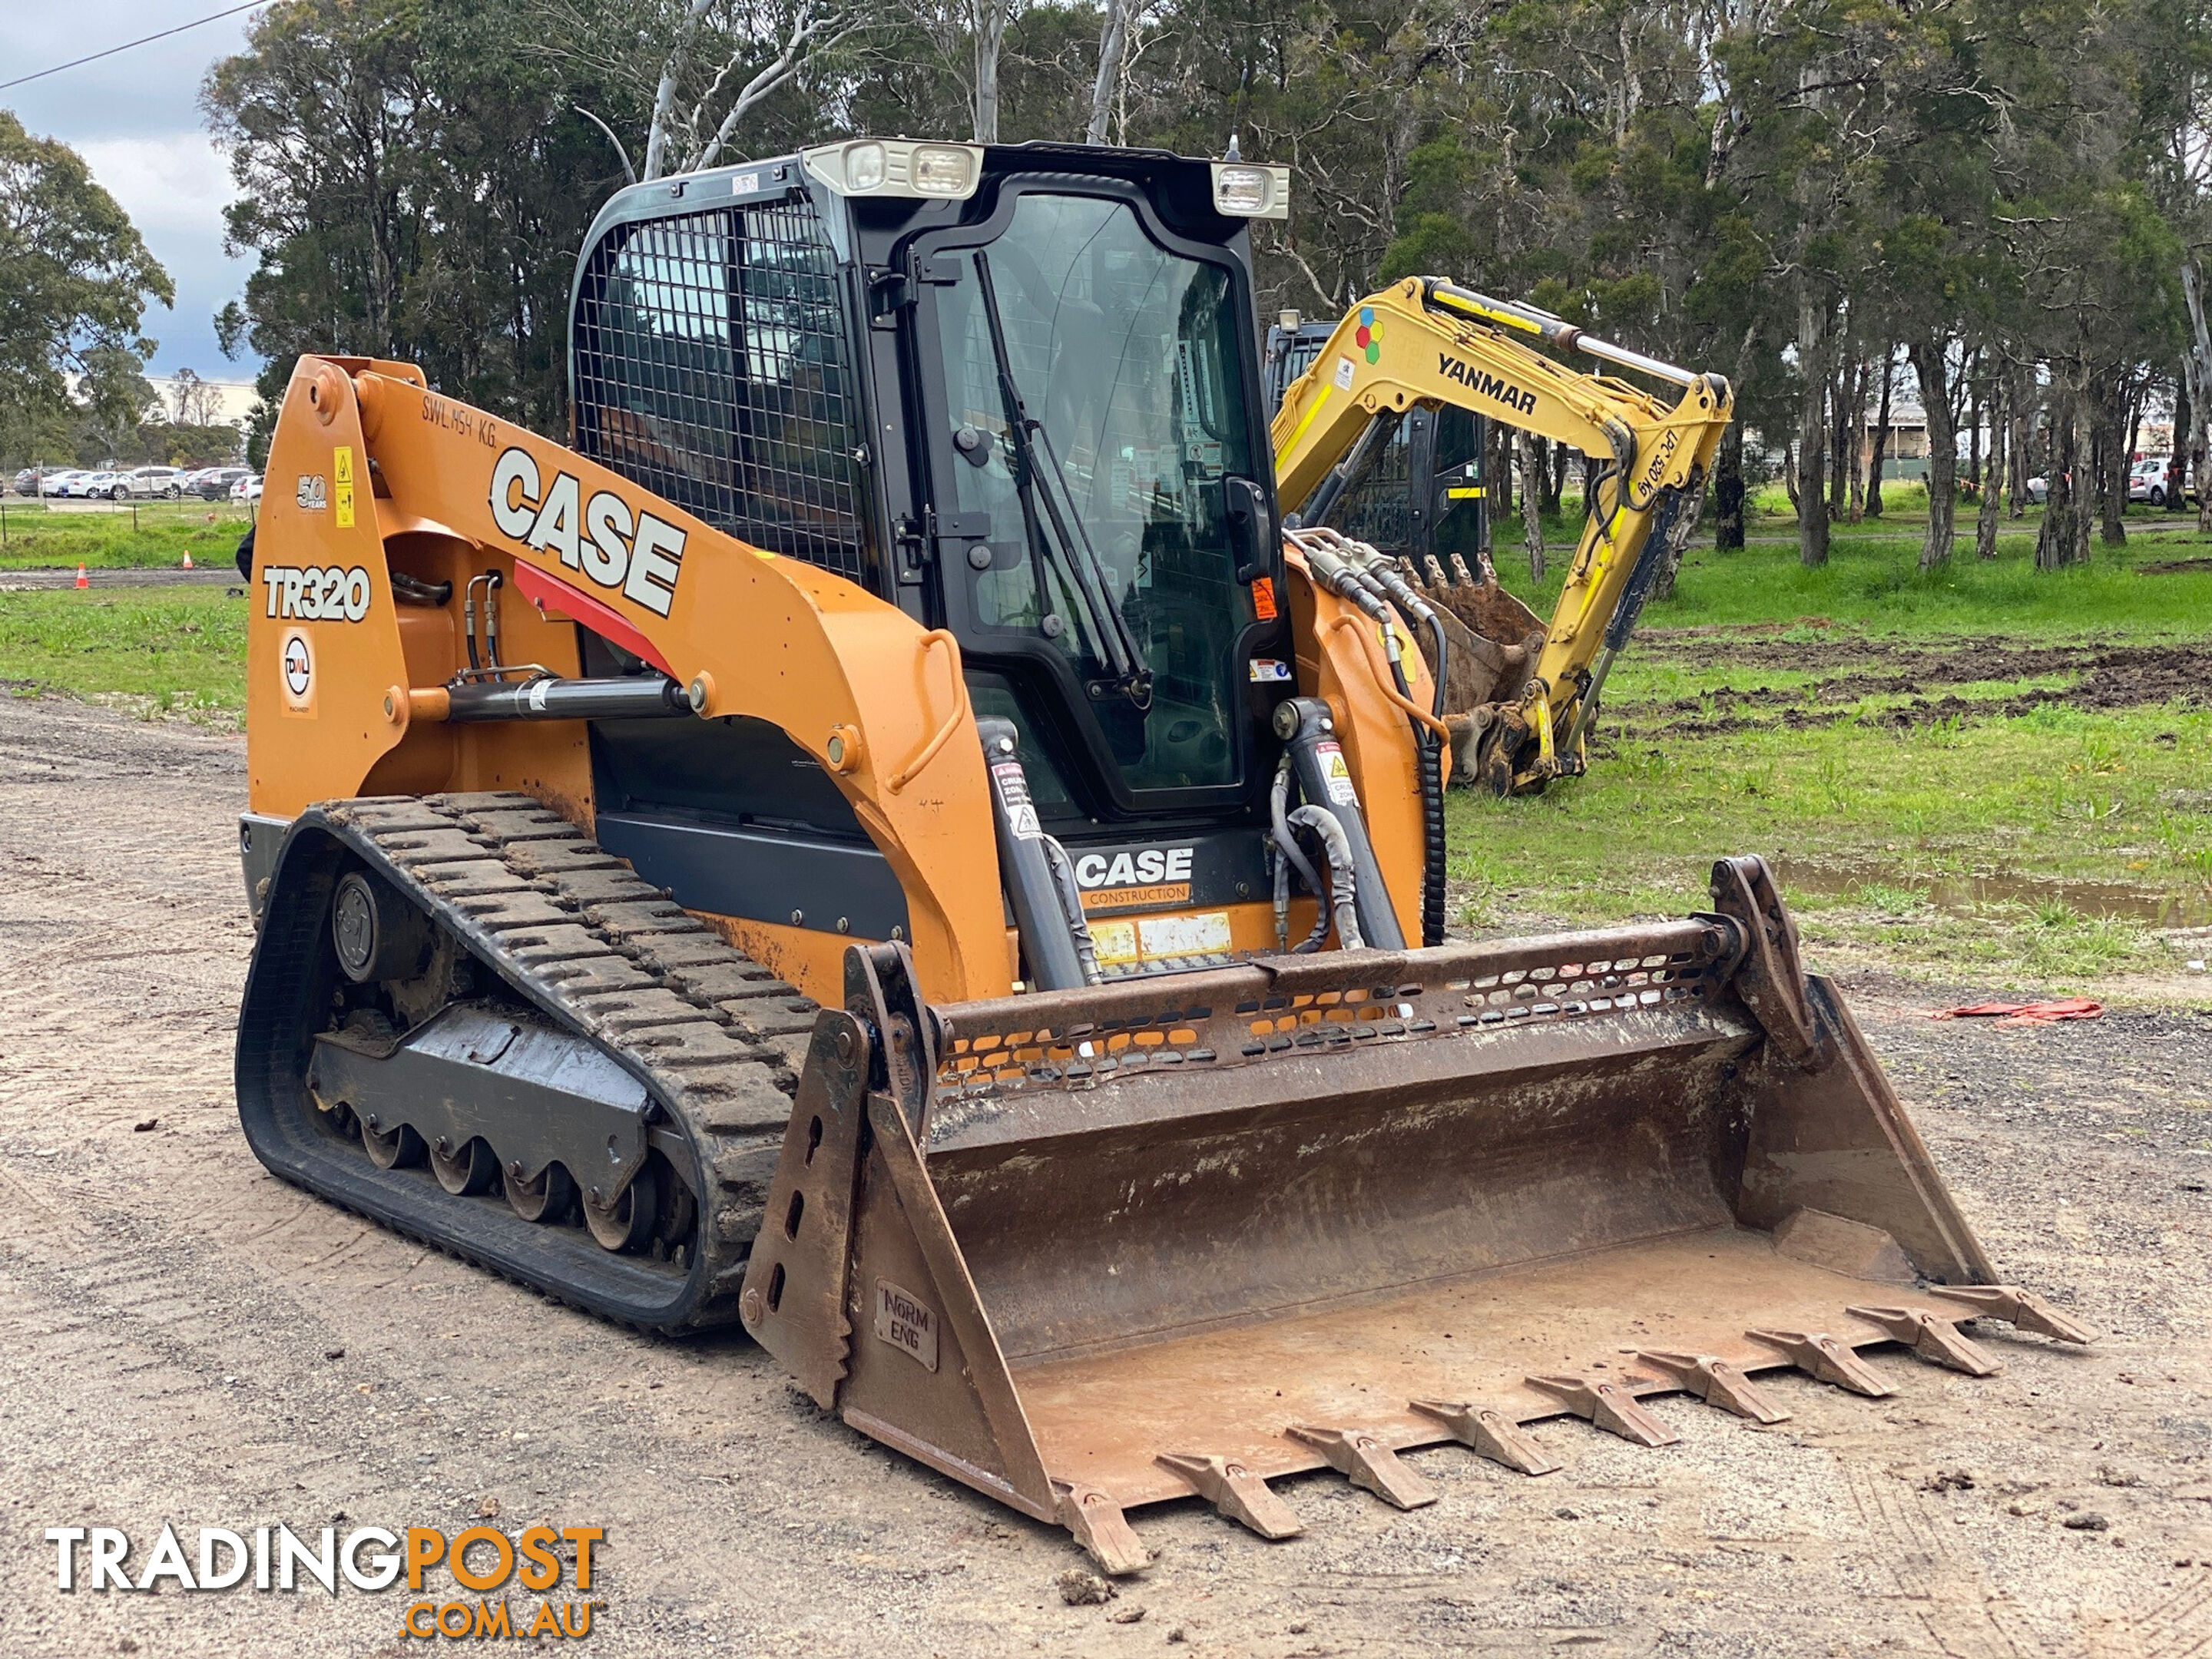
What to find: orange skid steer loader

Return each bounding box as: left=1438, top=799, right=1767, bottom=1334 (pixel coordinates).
left=233, top=138, right=2090, bottom=1574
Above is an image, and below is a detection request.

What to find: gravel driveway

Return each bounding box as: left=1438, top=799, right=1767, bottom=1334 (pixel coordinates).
left=2, top=694, right=2205, bottom=1658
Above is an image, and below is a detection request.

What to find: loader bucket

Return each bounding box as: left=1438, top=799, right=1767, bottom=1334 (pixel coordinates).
left=739, top=857, right=2089, bottom=1573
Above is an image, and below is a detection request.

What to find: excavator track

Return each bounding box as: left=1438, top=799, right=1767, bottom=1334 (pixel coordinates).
left=234, top=790, right=818, bottom=1333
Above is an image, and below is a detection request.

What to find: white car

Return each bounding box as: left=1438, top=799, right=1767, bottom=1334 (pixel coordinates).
left=124, top=465, right=186, bottom=498
left=39, top=470, right=88, bottom=497
left=230, top=473, right=264, bottom=504
left=78, top=471, right=130, bottom=500
left=2128, top=457, right=2174, bottom=505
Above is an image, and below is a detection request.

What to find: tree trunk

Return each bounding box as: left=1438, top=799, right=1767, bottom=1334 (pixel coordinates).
left=1491, top=421, right=1513, bottom=520
left=1910, top=336, right=1955, bottom=570
left=1829, top=356, right=1853, bottom=522
left=1975, top=375, right=2005, bottom=560
left=1714, top=422, right=1746, bottom=550
left=1085, top=0, right=1130, bottom=144
left=2007, top=368, right=2031, bottom=520
left=2181, top=260, right=2212, bottom=532
left=1866, top=347, right=1894, bottom=517
left=1548, top=439, right=1568, bottom=515
left=1846, top=356, right=1867, bottom=522
left=2094, top=371, right=2128, bottom=545
left=1796, top=287, right=1831, bottom=567
left=2171, top=372, right=2190, bottom=513
left=2035, top=382, right=2073, bottom=570
left=1518, top=429, right=1546, bottom=584
left=974, top=0, right=1008, bottom=142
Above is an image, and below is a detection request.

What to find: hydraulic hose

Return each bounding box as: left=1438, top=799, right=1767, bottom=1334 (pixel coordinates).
left=1306, top=532, right=1452, bottom=947
left=1270, top=755, right=1330, bottom=952
left=1289, top=804, right=1365, bottom=951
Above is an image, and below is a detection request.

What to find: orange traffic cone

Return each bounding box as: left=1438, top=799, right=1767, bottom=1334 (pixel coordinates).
left=181, top=551, right=194, bottom=570
left=74, top=565, right=88, bottom=589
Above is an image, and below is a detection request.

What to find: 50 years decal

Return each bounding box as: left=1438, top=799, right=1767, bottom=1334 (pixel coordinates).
left=488, top=448, right=686, bottom=618
left=262, top=565, right=372, bottom=622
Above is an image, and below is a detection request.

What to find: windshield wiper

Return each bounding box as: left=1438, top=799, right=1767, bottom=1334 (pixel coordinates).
left=971, top=250, right=1153, bottom=711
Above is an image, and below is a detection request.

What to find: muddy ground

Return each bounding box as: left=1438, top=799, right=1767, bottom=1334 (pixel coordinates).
left=2, top=695, right=2210, bottom=1659
left=1620, top=636, right=2212, bottom=737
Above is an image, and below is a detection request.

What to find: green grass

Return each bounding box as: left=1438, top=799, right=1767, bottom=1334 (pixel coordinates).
left=1452, top=512, right=2212, bottom=993
left=1492, top=499, right=2212, bottom=641
left=0, top=586, right=246, bottom=719
left=0, top=498, right=254, bottom=570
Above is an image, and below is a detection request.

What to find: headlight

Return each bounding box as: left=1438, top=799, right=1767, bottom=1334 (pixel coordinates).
left=846, top=141, right=887, bottom=192
left=1210, top=161, right=1290, bottom=220
left=802, top=139, right=985, bottom=201
left=912, top=144, right=977, bottom=196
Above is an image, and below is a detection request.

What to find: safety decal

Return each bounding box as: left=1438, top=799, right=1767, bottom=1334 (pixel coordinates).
left=1250, top=575, right=1278, bottom=620
left=333, top=445, right=356, bottom=530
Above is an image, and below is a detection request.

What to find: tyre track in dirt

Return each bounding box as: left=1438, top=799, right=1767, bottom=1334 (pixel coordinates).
left=2, top=694, right=2207, bottom=1658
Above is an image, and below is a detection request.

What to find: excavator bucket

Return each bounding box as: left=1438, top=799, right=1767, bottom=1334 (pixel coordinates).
left=1396, top=552, right=1548, bottom=786
left=740, top=857, right=2088, bottom=1572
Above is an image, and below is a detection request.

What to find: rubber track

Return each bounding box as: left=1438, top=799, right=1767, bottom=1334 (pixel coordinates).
left=317, top=790, right=820, bottom=1332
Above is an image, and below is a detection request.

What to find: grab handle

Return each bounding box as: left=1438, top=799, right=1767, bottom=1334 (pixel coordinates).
left=886, top=630, right=972, bottom=793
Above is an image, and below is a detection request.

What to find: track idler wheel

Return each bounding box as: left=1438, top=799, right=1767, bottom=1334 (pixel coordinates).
left=331, top=869, right=433, bottom=984
left=504, top=1161, right=576, bottom=1224
left=429, top=1134, right=498, bottom=1196
left=584, top=1164, right=661, bottom=1253
left=362, top=1114, right=426, bottom=1171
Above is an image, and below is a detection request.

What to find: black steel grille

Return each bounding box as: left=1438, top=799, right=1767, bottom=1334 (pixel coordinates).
left=572, top=197, right=869, bottom=585
left=1333, top=421, right=1415, bottom=551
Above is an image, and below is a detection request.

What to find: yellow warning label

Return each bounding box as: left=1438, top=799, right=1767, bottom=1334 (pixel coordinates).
left=333, top=445, right=355, bottom=528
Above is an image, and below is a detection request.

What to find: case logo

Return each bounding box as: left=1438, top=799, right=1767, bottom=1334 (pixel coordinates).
left=1075, top=845, right=1196, bottom=912
left=488, top=447, right=684, bottom=618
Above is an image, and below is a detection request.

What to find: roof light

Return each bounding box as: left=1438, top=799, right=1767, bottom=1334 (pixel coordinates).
left=912, top=144, right=978, bottom=196
left=1211, top=161, right=1290, bottom=220
left=846, top=141, right=886, bottom=192
left=801, top=139, right=985, bottom=201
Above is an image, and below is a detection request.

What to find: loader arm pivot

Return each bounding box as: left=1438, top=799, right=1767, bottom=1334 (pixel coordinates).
left=1272, top=277, right=1734, bottom=792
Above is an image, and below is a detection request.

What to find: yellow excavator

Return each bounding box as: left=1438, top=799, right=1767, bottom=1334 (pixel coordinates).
left=230, top=138, right=2085, bottom=1578
left=1271, top=278, right=1733, bottom=793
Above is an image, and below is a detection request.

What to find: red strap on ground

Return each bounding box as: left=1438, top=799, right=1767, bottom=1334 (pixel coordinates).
left=1930, top=998, right=2104, bottom=1025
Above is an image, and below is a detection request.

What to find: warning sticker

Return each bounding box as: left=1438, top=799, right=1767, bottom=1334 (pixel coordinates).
left=1333, top=356, right=1357, bottom=392
left=1316, top=740, right=1359, bottom=806
left=332, top=445, right=356, bottom=530
left=1137, top=910, right=1233, bottom=959
left=992, top=761, right=1041, bottom=840
left=873, top=1279, right=939, bottom=1371
left=1250, top=575, right=1278, bottom=620
left=1247, top=657, right=1292, bottom=682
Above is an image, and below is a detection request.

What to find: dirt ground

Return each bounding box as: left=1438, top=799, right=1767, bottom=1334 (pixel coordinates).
left=3, top=694, right=2210, bottom=1659
left=1623, top=636, right=2212, bottom=735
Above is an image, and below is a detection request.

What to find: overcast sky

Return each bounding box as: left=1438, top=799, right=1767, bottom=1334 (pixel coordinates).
left=5, top=2, right=265, bottom=390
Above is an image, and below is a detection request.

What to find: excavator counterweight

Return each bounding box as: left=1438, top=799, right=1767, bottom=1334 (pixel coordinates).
left=230, top=138, right=2080, bottom=1575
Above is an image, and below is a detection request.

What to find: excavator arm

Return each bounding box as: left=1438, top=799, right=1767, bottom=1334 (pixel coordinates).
left=1272, top=277, right=1733, bottom=792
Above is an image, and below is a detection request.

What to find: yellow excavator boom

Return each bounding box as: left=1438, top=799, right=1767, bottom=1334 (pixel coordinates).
left=1272, top=277, right=1733, bottom=792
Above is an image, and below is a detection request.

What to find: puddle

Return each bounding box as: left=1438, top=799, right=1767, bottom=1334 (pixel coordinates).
left=1773, top=856, right=2212, bottom=929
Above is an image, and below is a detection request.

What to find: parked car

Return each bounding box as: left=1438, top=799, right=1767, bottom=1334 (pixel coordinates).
left=2128, top=456, right=2172, bottom=505
left=230, top=473, right=263, bottom=504
left=2026, top=475, right=2049, bottom=504
left=119, top=466, right=184, bottom=498
left=197, top=466, right=252, bottom=501
left=12, top=466, right=63, bottom=496
left=73, top=471, right=130, bottom=500
left=41, top=470, right=89, bottom=497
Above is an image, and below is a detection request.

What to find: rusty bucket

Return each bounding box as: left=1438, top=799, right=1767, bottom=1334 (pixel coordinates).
left=740, top=856, right=2091, bottom=1572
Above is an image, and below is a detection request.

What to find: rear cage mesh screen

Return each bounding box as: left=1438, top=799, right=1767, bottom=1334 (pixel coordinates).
left=572, top=195, right=871, bottom=585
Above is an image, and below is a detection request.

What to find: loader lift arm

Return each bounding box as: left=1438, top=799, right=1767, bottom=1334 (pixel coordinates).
left=1271, top=277, right=1733, bottom=793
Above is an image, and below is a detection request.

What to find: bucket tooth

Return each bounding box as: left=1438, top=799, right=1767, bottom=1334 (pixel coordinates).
left=1747, top=1330, right=1896, bottom=1397
left=1631, top=1350, right=1792, bottom=1424
left=1286, top=1424, right=1437, bottom=1510
left=1525, top=1374, right=1681, bottom=1448
left=1846, top=1306, right=2002, bottom=1377
left=1155, top=1454, right=1304, bottom=1540
left=1409, top=1399, right=1561, bottom=1475
left=1930, top=1285, right=2098, bottom=1345
left=1055, top=1482, right=1151, bottom=1577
